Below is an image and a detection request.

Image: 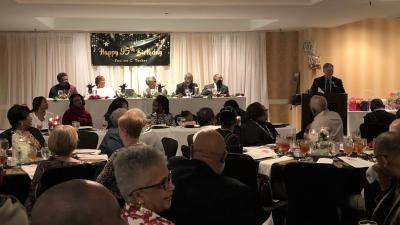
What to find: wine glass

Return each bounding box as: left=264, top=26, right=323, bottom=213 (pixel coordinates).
left=276, top=135, right=290, bottom=154
left=57, top=90, right=64, bottom=98
left=40, top=147, right=51, bottom=160
left=343, top=137, right=354, bottom=156
left=299, top=139, right=311, bottom=157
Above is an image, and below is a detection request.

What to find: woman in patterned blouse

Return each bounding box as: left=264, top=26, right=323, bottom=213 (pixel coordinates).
left=149, top=95, right=174, bottom=126
left=25, top=125, right=85, bottom=213
left=114, top=145, right=175, bottom=225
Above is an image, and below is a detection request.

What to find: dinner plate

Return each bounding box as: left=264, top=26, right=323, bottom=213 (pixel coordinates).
left=73, top=149, right=101, bottom=155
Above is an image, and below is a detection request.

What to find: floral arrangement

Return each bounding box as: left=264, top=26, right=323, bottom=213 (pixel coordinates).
left=86, top=83, right=95, bottom=94
left=88, top=95, right=102, bottom=100
left=48, top=115, right=61, bottom=130
left=387, top=91, right=400, bottom=110
left=348, top=97, right=363, bottom=111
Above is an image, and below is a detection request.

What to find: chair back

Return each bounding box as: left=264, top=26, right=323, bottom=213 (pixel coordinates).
left=360, top=122, right=388, bottom=143
left=187, top=134, right=194, bottom=146
left=222, top=153, right=258, bottom=194
left=77, top=131, right=99, bottom=149
left=181, top=145, right=190, bottom=158
left=39, top=164, right=96, bottom=196
left=161, top=137, right=178, bottom=159
left=284, top=162, right=340, bottom=225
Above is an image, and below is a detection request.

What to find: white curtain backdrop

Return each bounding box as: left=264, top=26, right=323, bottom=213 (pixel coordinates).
left=0, top=32, right=268, bottom=129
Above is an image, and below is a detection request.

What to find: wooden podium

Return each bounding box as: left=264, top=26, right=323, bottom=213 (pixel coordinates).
left=301, top=93, right=348, bottom=135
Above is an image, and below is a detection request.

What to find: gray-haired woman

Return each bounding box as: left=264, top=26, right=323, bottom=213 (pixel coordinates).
left=114, top=145, right=175, bottom=225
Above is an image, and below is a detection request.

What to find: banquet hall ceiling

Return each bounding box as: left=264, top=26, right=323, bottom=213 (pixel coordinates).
left=1, top=0, right=399, bottom=31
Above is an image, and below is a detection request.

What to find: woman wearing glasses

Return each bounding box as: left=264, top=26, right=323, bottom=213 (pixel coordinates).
left=114, top=145, right=175, bottom=225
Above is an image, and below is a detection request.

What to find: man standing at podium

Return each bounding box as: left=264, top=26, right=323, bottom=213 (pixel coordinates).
left=310, top=63, right=345, bottom=94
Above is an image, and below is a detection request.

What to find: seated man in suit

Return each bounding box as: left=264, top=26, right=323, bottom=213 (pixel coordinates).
left=360, top=99, right=396, bottom=142
left=201, top=73, right=229, bottom=96
left=310, top=63, right=345, bottom=94
left=162, top=129, right=266, bottom=225
left=175, top=72, right=198, bottom=96
left=370, top=131, right=400, bottom=225
left=240, top=102, right=278, bottom=146
left=308, top=95, right=344, bottom=141
left=364, top=99, right=396, bottom=126
left=48, top=72, right=78, bottom=98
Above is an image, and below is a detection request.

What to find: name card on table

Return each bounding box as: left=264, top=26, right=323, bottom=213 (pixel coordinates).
left=338, top=157, right=374, bottom=168
left=244, top=146, right=277, bottom=160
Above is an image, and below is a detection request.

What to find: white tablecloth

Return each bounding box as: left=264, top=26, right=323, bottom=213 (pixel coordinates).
left=347, top=110, right=397, bottom=134
left=48, top=96, right=246, bottom=129
left=39, top=124, right=292, bottom=156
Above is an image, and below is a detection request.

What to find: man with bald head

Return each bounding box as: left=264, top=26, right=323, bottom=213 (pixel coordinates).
left=162, top=129, right=265, bottom=225
left=201, top=73, right=229, bottom=96
left=175, top=72, right=198, bottom=96
left=30, top=179, right=126, bottom=225
left=389, top=119, right=400, bottom=132
left=369, top=132, right=400, bottom=225
left=309, top=95, right=344, bottom=141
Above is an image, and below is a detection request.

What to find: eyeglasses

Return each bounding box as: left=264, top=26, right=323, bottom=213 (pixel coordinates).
left=129, top=171, right=172, bottom=196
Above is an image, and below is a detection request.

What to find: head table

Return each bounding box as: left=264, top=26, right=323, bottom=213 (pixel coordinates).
left=47, top=96, right=247, bottom=129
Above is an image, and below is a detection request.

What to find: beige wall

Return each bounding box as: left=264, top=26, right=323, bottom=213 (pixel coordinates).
left=299, top=18, right=400, bottom=98
left=267, top=18, right=400, bottom=126
left=266, top=31, right=299, bottom=124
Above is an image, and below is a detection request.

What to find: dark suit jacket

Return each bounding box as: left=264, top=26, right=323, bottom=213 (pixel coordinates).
left=48, top=83, right=78, bottom=98
left=175, top=82, right=198, bottom=95
left=364, top=109, right=396, bottom=126
left=0, top=127, right=45, bottom=149
left=162, top=158, right=265, bottom=225
left=310, top=76, right=345, bottom=94
left=371, top=182, right=400, bottom=225
left=240, top=119, right=278, bottom=146
left=201, top=83, right=229, bottom=96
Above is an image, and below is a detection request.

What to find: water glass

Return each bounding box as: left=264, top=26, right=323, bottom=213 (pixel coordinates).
left=72, top=121, right=80, bottom=129
left=184, top=88, right=191, bottom=97
left=40, top=147, right=51, bottom=160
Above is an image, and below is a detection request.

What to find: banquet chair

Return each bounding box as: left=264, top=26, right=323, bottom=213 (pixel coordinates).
left=181, top=145, right=190, bottom=158
left=77, top=131, right=99, bottom=149
left=284, top=162, right=341, bottom=225
left=161, top=137, right=178, bottom=159
left=0, top=173, right=31, bottom=204
left=222, top=153, right=258, bottom=194
left=187, top=134, right=194, bottom=146
left=359, top=123, right=388, bottom=143
left=38, top=164, right=96, bottom=197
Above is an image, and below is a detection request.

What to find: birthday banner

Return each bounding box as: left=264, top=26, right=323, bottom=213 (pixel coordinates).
left=91, top=33, right=170, bottom=66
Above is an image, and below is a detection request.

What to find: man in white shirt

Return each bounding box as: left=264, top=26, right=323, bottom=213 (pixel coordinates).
left=308, top=95, right=344, bottom=141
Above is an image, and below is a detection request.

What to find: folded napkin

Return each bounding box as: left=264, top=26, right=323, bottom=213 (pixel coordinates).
left=317, top=158, right=333, bottom=164
left=73, top=149, right=101, bottom=155
left=20, top=165, right=37, bottom=180
left=338, top=157, right=374, bottom=168
left=244, top=146, right=277, bottom=160
left=77, top=154, right=108, bottom=161
left=258, top=156, right=293, bottom=176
